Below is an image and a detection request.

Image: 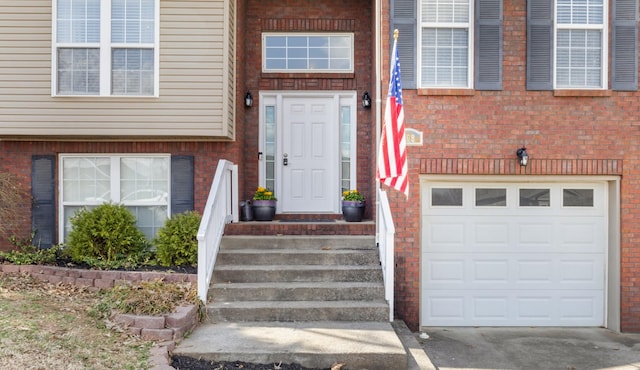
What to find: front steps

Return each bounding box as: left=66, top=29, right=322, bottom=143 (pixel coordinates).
left=173, top=234, right=408, bottom=370
left=208, top=235, right=388, bottom=323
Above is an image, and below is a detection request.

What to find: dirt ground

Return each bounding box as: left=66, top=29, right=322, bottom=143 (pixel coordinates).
left=0, top=272, right=151, bottom=369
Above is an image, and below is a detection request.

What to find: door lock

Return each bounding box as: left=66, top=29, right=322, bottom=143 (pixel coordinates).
left=283, top=153, right=288, bottom=166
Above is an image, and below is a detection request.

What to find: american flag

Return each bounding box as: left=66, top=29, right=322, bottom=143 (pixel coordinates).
left=377, top=32, right=408, bottom=197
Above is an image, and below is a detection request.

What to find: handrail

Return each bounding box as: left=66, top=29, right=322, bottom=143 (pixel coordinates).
left=197, top=159, right=239, bottom=303
left=377, top=188, right=395, bottom=322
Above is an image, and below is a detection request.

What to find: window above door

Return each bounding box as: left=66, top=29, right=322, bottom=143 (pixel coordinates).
left=262, top=33, right=354, bottom=73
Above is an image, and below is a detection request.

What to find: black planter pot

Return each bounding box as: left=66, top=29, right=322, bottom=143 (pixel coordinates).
left=342, top=200, right=365, bottom=222
left=252, top=200, right=276, bottom=221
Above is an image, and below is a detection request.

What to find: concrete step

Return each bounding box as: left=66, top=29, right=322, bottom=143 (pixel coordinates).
left=216, top=248, right=380, bottom=265
left=206, top=300, right=390, bottom=322
left=211, top=264, right=383, bottom=283
left=224, top=220, right=376, bottom=236
left=220, top=235, right=376, bottom=250
left=172, top=321, right=407, bottom=370
left=210, top=281, right=385, bottom=301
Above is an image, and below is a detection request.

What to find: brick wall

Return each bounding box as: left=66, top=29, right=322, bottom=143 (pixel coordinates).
left=381, top=0, right=640, bottom=332
left=240, top=0, right=376, bottom=217
left=0, top=141, right=239, bottom=250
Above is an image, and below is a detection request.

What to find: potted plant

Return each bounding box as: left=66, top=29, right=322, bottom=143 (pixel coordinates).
left=252, top=186, right=277, bottom=221
left=342, top=189, right=365, bottom=222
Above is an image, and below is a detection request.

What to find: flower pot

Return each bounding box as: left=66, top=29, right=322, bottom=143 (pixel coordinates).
left=342, top=200, right=365, bottom=222
left=252, top=200, right=276, bottom=221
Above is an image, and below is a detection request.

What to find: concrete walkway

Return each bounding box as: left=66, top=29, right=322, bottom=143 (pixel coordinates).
left=173, top=321, right=408, bottom=370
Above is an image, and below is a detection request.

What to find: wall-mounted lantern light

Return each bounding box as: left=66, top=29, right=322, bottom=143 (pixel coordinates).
left=362, top=91, right=372, bottom=108
left=516, top=147, right=529, bottom=166
left=244, top=92, right=253, bottom=107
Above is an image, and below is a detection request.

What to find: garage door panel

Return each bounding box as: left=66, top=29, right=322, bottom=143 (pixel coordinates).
left=426, top=221, right=466, bottom=249
left=422, top=290, right=604, bottom=326
left=559, top=220, right=605, bottom=252
left=517, top=223, right=554, bottom=246
left=427, top=217, right=604, bottom=254
left=424, top=253, right=604, bottom=290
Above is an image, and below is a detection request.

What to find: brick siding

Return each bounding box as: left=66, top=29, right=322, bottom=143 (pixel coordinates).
left=381, top=0, right=640, bottom=332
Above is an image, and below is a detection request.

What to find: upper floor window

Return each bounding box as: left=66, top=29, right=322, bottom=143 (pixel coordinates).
left=419, top=0, right=474, bottom=88
left=555, top=0, right=607, bottom=88
left=262, top=33, right=354, bottom=73
left=52, top=0, right=159, bottom=97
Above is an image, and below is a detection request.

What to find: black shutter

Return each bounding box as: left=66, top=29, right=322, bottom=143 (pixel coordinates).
left=391, top=0, right=417, bottom=89
left=612, top=0, right=638, bottom=91
left=31, top=155, right=55, bottom=249
left=526, top=0, right=554, bottom=90
left=171, top=155, right=194, bottom=216
left=475, top=0, right=503, bottom=90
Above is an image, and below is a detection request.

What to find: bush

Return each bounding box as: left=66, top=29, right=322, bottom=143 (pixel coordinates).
left=65, top=203, right=150, bottom=268
left=154, top=211, right=201, bottom=267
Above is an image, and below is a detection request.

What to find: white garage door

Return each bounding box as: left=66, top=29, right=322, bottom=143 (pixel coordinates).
left=421, top=181, right=606, bottom=326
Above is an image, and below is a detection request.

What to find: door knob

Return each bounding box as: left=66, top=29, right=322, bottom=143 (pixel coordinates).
left=283, top=153, right=288, bottom=166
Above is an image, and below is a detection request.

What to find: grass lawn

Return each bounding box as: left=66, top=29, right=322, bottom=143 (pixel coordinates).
left=0, top=272, right=153, bottom=370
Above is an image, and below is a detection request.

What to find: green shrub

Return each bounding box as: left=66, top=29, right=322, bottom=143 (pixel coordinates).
left=65, top=203, right=149, bottom=267
left=154, top=211, right=201, bottom=267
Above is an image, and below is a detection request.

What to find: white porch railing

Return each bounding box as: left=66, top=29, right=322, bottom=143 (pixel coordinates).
left=377, top=188, right=395, bottom=322
left=197, top=159, right=238, bottom=303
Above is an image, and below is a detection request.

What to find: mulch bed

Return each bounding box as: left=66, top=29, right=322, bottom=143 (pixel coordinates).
left=171, top=356, right=331, bottom=370
left=52, top=257, right=197, bottom=274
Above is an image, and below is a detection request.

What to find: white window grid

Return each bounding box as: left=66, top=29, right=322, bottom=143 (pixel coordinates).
left=262, top=33, right=354, bottom=73
left=59, top=154, right=170, bottom=241
left=554, top=0, right=607, bottom=89
left=52, top=0, right=160, bottom=97
left=418, top=0, right=474, bottom=88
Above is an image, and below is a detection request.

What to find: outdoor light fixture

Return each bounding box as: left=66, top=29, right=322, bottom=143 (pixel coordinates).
left=244, top=92, right=253, bottom=107
left=362, top=91, right=372, bottom=108
left=516, top=147, right=529, bottom=166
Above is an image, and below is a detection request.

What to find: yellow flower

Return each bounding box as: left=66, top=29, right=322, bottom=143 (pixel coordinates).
left=342, top=189, right=365, bottom=202
left=253, top=186, right=277, bottom=200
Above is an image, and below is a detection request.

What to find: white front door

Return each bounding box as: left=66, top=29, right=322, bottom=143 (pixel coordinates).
left=260, top=92, right=357, bottom=214
left=280, top=96, right=338, bottom=213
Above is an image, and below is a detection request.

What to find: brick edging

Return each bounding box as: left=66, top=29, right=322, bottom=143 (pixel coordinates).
left=0, top=264, right=197, bottom=289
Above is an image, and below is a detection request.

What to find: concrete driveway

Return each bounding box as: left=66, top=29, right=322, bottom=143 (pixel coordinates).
left=417, top=327, right=640, bottom=370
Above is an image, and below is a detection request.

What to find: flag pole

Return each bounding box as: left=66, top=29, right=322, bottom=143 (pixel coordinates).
left=377, top=28, right=409, bottom=197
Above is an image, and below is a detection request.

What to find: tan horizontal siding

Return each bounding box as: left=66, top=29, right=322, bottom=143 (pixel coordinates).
left=0, top=0, right=234, bottom=140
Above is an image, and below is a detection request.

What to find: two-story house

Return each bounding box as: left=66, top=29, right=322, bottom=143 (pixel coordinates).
left=0, top=0, right=639, bottom=334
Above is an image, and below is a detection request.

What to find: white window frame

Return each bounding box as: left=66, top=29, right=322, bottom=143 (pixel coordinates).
left=58, top=154, right=171, bottom=241
left=51, top=0, right=160, bottom=97
left=554, top=0, right=608, bottom=89
left=262, top=33, right=354, bottom=73
left=417, top=0, right=474, bottom=88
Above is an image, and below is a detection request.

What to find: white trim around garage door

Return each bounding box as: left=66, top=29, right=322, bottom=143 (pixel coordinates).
left=419, top=175, right=620, bottom=330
